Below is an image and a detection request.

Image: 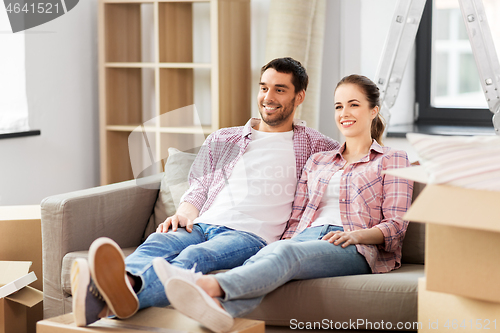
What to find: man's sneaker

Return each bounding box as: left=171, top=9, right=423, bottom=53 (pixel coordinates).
left=166, top=277, right=234, bottom=333
left=152, top=257, right=202, bottom=284
left=71, top=258, right=106, bottom=326
left=88, top=237, right=139, bottom=319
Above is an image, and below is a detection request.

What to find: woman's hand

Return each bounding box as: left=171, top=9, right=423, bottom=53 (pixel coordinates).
left=321, top=228, right=384, bottom=247
left=321, top=230, right=362, bottom=248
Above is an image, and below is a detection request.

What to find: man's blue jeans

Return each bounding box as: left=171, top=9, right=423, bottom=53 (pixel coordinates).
left=214, top=225, right=371, bottom=317
left=124, top=223, right=267, bottom=309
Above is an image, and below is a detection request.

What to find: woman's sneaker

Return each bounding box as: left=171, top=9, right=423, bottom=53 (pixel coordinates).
left=152, top=257, right=202, bottom=285
left=88, top=237, right=139, bottom=319
left=71, top=258, right=106, bottom=326
left=166, top=277, right=234, bottom=333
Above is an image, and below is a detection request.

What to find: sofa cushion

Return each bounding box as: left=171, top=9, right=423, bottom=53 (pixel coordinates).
left=245, top=264, right=424, bottom=329
left=61, top=247, right=137, bottom=295
left=142, top=148, right=197, bottom=239
left=400, top=181, right=426, bottom=264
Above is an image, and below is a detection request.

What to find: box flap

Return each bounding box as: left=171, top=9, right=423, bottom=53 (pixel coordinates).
left=383, top=165, right=429, bottom=184
left=405, top=184, right=500, bottom=232
left=5, top=285, right=43, bottom=307
left=0, top=261, right=32, bottom=285
left=0, top=205, right=41, bottom=221
left=0, top=271, right=37, bottom=299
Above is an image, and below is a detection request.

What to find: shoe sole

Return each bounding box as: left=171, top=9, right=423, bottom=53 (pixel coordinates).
left=166, top=278, right=234, bottom=333
left=70, top=258, right=90, bottom=327
left=88, top=237, right=139, bottom=319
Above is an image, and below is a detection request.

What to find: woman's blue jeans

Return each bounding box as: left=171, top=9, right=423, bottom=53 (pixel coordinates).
left=124, top=223, right=267, bottom=309
left=215, top=225, right=371, bottom=317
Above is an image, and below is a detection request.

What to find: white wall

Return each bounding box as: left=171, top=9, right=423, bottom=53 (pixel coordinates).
left=345, top=0, right=418, bottom=159
left=319, top=0, right=417, bottom=145
left=318, top=0, right=342, bottom=140
left=0, top=1, right=99, bottom=205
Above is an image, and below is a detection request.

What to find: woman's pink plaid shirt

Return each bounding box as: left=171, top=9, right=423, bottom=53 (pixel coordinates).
left=283, top=140, right=414, bottom=273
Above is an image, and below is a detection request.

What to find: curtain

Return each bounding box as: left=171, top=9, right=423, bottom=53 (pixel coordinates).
left=265, top=0, right=326, bottom=130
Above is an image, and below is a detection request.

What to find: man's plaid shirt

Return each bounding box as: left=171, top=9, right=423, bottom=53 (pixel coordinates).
left=283, top=140, right=413, bottom=273
left=181, top=118, right=340, bottom=218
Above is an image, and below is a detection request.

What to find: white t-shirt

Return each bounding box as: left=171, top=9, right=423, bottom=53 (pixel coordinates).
left=194, top=128, right=297, bottom=244
left=310, top=170, right=343, bottom=228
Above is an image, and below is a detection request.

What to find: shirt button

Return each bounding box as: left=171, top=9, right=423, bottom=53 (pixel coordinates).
left=344, top=215, right=347, bottom=218
left=342, top=199, right=345, bottom=201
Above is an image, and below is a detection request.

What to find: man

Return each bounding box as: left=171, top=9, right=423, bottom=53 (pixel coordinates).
left=70, top=57, right=340, bottom=326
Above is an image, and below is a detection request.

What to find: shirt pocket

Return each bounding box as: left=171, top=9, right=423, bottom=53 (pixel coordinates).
left=349, top=170, right=384, bottom=219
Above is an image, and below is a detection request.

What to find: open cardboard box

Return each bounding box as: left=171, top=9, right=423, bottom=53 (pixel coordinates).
left=418, top=278, right=500, bottom=332
left=37, top=307, right=264, bottom=333
left=0, top=261, right=43, bottom=333
left=0, top=205, right=43, bottom=333
left=386, top=166, right=500, bottom=303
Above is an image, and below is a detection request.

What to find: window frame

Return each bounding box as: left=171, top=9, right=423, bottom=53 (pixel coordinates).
left=415, top=0, right=494, bottom=127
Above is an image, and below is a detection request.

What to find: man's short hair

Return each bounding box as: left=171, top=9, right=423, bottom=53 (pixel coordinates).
left=261, top=57, right=309, bottom=93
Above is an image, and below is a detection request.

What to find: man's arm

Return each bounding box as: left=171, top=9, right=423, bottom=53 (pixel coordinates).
left=281, top=159, right=311, bottom=238
left=179, top=136, right=216, bottom=212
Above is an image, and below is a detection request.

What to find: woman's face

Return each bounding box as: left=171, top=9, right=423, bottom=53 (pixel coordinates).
left=334, top=83, right=378, bottom=139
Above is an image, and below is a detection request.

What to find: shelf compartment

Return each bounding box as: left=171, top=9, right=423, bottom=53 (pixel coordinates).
left=105, top=63, right=157, bottom=68
left=160, top=132, right=207, bottom=165
left=107, top=125, right=157, bottom=132
left=158, top=126, right=212, bottom=134
left=106, top=67, right=156, bottom=126
left=104, top=62, right=212, bottom=69
left=159, top=68, right=211, bottom=127
left=106, top=131, right=134, bottom=184
left=159, top=1, right=211, bottom=63
left=104, top=3, right=155, bottom=63
left=127, top=126, right=161, bottom=179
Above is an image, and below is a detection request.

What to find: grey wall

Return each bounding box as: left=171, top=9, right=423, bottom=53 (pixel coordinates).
left=0, top=0, right=99, bottom=205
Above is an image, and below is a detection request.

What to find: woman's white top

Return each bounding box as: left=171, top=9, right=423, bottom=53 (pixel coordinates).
left=310, top=170, right=343, bottom=228
left=194, top=128, right=297, bottom=244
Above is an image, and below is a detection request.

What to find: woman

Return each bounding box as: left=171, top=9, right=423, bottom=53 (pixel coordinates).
left=153, top=74, right=414, bottom=333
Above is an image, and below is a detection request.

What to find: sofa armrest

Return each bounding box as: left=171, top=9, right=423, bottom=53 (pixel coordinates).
left=40, top=173, right=162, bottom=318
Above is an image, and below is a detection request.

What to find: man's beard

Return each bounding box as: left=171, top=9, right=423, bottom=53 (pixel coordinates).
left=259, top=97, right=296, bottom=127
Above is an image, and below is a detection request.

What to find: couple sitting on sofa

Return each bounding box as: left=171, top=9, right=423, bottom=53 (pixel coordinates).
left=71, top=57, right=414, bottom=332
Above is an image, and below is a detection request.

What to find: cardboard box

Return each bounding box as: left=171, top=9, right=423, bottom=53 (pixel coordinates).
left=386, top=166, right=500, bottom=303
left=0, top=261, right=43, bottom=333
left=0, top=205, right=43, bottom=333
left=418, top=278, right=500, bottom=332
left=37, top=307, right=265, bottom=333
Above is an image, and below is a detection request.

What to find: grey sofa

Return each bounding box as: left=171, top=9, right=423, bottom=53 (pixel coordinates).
left=41, top=174, right=425, bottom=332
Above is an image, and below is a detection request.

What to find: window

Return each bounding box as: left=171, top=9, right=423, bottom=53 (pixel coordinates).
left=416, top=0, right=500, bottom=127
left=0, top=6, right=30, bottom=136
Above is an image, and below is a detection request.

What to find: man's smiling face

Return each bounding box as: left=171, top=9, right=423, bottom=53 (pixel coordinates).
left=257, top=68, right=302, bottom=128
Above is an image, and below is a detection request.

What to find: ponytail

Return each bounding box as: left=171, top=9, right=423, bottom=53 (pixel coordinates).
left=371, top=112, right=386, bottom=145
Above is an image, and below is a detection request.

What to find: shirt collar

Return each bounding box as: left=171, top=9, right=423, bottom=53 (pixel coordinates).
left=243, top=117, right=306, bottom=138
left=336, top=139, right=384, bottom=161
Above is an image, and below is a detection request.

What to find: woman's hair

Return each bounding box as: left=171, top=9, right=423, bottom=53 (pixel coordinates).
left=335, top=74, right=385, bottom=144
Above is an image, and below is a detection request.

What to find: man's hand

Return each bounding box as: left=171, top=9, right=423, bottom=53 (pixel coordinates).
left=157, top=214, right=193, bottom=233
left=156, top=202, right=199, bottom=233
